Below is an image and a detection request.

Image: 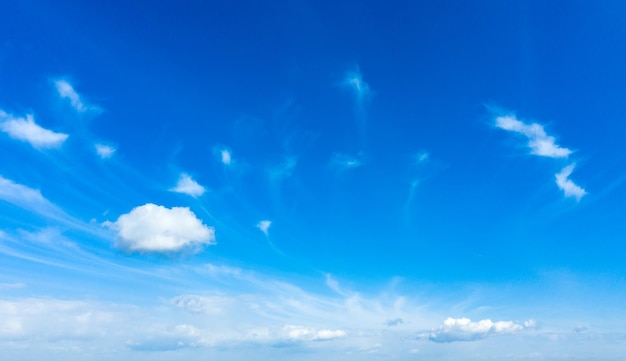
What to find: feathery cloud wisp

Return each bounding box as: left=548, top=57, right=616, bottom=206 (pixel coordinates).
left=170, top=173, right=206, bottom=198
left=495, top=115, right=572, bottom=158
left=55, top=80, right=87, bottom=112
left=257, top=220, right=271, bottom=236
left=107, top=203, right=215, bottom=253
left=0, top=111, right=68, bottom=148
left=425, top=317, right=530, bottom=343
left=555, top=164, right=586, bottom=201
left=95, top=144, right=116, bottom=159
left=343, top=68, right=371, bottom=102
left=330, top=153, right=362, bottom=170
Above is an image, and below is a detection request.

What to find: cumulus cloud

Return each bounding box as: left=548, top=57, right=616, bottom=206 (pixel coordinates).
left=95, top=143, right=116, bottom=159
left=495, top=115, right=572, bottom=158
left=283, top=325, right=346, bottom=342
left=555, top=164, right=586, bottom=201
left=425, top=317, right=531, bottom=343
left=55, top=80, right=87, bottom=112
left=221, top=149, right=232, bottom=165
left=106, top=203, right=215, bottom=253
left=331, top=153, right=362, bottom=170
left=170, top=173, right=206, bottom=198
left=0, top=111, right=68, bottom=148
left=257, top=220, right=271, bottom=236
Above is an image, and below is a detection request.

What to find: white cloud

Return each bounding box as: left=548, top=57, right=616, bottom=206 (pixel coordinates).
left=55, top=80, right=87, bottom=112
left=343, top=68, right=371, bottom=102
left=0, top=111, right=68, bottom=148
left=257, top=220, right=271, bottom=236
left=331, top=153, right=362, bottom=170
left=107, top=203, right=215, bottom=253
left=495, top=115, right=572, bottom=158
left=170, top=173, right=205, bottom=198
left=282, top=325, right=346, bottom=342
left=221, top=149, right=232, bottom=165
left=315, top=329, right=346, bottom=341
left=95, top=144, right=116, bottom=159
left=555, top=164, right=586, bottom=201
left=425, top=317, right=529, bottom=343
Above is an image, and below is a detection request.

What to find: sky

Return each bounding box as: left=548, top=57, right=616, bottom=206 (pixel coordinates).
left=1, top=1, right=626, bottom=360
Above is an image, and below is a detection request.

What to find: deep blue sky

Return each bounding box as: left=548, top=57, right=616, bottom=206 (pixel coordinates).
left=1, top=1, right=625, bottom=360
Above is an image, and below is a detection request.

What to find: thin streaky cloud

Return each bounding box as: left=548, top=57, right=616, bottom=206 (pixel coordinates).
left=0, top=110, right=68, bottom=148
left=95, top=143, right=116, bottom=159
left=343, top=67, right=371, bottom=102
left=555, top=164, right=586, bottom=201
left=170, top=173, right=206, bottom=198
left=55, top=80, right=87, bottom=112
left=330, top=152, right=362, bottom=170
left=495, top=115, right=572, bottom=158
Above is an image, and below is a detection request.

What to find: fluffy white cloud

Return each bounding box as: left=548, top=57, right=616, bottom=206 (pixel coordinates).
left=257, top=220, right=271, bottom=236
left=170, top=173, right=205, bottom=198
left=555, top=164, right=586, bottom=201
left=0, top=111, right=68, bottom=148
left=107, top=203, right=215, bottom=253
left=55, top=80, right=87, bottom=112
left=95, top=144, right=116, bottom=159
left=495, top=115, right=571, bottom=158
left=221, top=149, right=232, bottom=165
left=282, top=325, right=346, bottom=342
left=425, top=317, right=530, bottom=343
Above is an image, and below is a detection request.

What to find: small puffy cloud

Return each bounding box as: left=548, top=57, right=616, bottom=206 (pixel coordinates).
left=495, top=115, right=572, bottom=158
left=0, top=110, right=68, bottom=148
left=555, top=164, right=586, bottom=201
left=257, top=220, right=271, bottom=236
left=106, top=203, right=215, bottom=253
left=315, top=329, right=346, bottom=341
left=55, top=80, right=87, bottom=112
left=425, top=317, right=529, bottom=343
left=95, top=144, right=116, bottom=159
left=221, top=149, right=232, bottom=165
left=416, top=151, right=429, bottom=164
left=170, top=173, right=206, bottom=198
left=331, top=153, right=362, bottom=170
left=282, top=325, right=346, bottom=342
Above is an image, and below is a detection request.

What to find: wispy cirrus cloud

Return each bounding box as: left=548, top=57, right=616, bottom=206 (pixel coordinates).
left=257, top=220, right=271, bottom=236
left=0, top=110, right=68, bottom=148
left=342, top=67, right=371, bottom=104
left=495, top=115, right=572, bottom=158
left=106, top=203, right=215, bottom=253
left=170, top=173, right=206, bottom=198
left=330, top=152, right=362, bottom=171
left=423, top=317, right=534, bottom=343
left=54, top=80, right=90, bottom=112
left=555, top=164, right=586, bottom=201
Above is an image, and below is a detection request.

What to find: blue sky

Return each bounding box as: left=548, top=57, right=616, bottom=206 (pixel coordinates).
left=1, top=1, right=626, bottom=359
